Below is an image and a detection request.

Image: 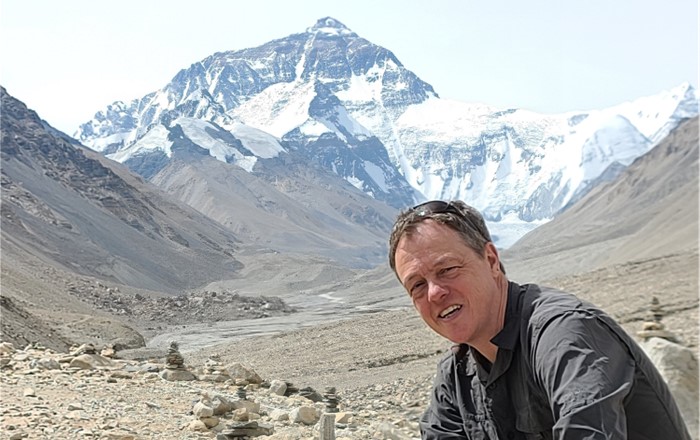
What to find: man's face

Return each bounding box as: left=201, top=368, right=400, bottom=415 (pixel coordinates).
left=394, top=220, right=504, bottom=345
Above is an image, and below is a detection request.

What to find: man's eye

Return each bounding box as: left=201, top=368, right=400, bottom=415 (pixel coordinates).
left=440, top=266, right=458, bottom=275
left=410, top=281, right=426, bottom=297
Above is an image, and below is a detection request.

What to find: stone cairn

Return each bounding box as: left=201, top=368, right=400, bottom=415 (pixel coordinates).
left=319, top=386, right=340, bottom=440
left=323, top=386, right=340, bottom=413
left=636, top=297, right=679, bottom=343
left=165, top=341, right=185, bottom=369
left=236, top=385, right=247, bottom=401
left=160, top=340, right=196, bottom=381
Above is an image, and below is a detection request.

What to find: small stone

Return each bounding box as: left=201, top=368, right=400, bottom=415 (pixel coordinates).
left=70, top=354, right=118, bottom=370
left=269, top=379, right=287, bottom=396
left=270, top=408, right=289, bottom=421
left=159, top=369, right=196, bottom=381
left=232, top=407, right=249, bottom=421
left=201, top=416, right=219, bottom=428
left=188, top=420, right=209, bottom=432
left=193, top=401, right=214, bottom=418
left=290, top=406, right=319, bottom=425
left=0, top=342, right=15, bottom=355
left=335, top=412, right=352, bottom=424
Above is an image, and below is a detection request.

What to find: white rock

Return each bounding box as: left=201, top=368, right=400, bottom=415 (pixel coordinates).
left=193, top=401, right=214, bottom=418
left=290, top=405, right=319, bottom=425
left=335, top=412, right=352, bottom=424
left=211, top=394, right=233, bottom=415
left=225, top=362, right=262, bottom=384
left=232, top=408, right=249, bottom=421
left=159, top=368, right=196, bottom=381
left=269, top=379, right=288, bottom=396
left=270, top=408, right=289, bottom=421
left=68, top=403, right=84, bottom=411
left=201, top=416, right=219, bottom=428
left=232, top=399, right=260, bottom=414
left=69, top=354, right=118, bottom=370
left=642, top=337, right=699, bottom=437
left=0, top=342, right=15, bottom=355
left=188, top=420, right=209, bottom=432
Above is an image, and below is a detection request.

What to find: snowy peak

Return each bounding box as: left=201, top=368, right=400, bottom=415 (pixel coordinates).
left=307, top=17, right=357, bottom=38
left=75, top=17, right=699, bottom=247
left=76, top=16, right=438, bottom=153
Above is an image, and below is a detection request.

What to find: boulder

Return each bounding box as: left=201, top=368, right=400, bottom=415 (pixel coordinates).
left=225, top=363, right=262, bottom=384
left=642, top=336, right=699, bottom=438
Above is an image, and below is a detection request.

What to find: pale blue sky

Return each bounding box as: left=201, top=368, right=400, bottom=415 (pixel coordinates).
left=1, top=0, right=697, bottom=135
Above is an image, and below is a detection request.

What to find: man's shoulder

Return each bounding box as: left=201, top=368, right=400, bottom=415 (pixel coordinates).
left=518, top=283, right=629, bottom=347
left=517, top=282, right=612, bottom=331
left=521, top=283, right=595, bottom=315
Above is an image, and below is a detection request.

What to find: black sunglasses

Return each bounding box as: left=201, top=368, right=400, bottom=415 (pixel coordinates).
left=411, top=200, right=462, bottom=217
left=411, top=200, right=488, bottom=241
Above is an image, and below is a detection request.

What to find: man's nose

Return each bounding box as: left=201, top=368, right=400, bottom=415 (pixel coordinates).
left=427, top=281, right=448, bottom=302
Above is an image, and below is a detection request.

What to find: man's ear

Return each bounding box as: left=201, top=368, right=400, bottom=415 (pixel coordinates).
left=484, top=242, right=501, bottom=275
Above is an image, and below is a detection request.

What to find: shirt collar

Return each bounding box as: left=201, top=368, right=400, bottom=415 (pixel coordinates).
left=489, top=281, right=522, bottom=350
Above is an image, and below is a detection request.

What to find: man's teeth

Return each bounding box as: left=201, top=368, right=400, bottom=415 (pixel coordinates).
left=439, top=305, right=462, bottom=318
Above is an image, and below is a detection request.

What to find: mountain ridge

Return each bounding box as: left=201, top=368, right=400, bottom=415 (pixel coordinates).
left=1, top=86, right=244, bottom=292
left=502, top=116, right=699, bottom=282
left=75, top=18, right=698, bottom=247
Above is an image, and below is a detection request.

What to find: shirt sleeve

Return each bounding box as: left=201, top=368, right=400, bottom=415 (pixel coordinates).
left=420, top=365, right=468, bottom=439
left=532, top=311, right=635, bottom=439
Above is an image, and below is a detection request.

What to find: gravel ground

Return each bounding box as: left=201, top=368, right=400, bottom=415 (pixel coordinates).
left=1, top=251, right=696, bottom=439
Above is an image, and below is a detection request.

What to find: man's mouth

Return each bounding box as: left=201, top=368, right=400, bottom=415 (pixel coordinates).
left=439, top=304, right=462, bottom=319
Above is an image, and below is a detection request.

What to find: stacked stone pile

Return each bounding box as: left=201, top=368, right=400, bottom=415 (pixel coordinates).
left=160, top=341, right=196, bottom=382
left=4, top=295, right=694, bottom=440
left=0, top=341, right=428, bottom=439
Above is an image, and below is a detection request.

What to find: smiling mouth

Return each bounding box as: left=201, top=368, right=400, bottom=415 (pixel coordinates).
left=439, top=305, right=462, bottom=319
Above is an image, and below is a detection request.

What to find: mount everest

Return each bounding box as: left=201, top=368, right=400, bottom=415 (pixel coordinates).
left=76, top=17, right=699, bottom=248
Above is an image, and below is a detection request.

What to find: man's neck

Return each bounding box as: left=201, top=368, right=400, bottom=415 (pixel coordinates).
left=472, top=277, right=509, bottom=363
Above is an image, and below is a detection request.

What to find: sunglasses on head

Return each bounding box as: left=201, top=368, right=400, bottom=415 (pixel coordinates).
left=411, top=200, right=462, bottom=217
left=411, top=200, right=488, bottom=241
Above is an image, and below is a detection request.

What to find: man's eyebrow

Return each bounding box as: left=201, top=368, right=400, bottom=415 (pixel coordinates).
left=433, top=254, right=459, bottom=268
left=401, top=255, right=458, bottom=288
left=400, top=272, right=419, bottom=289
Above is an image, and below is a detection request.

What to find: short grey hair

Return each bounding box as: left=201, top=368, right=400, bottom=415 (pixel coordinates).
left=388, top=200, right=505, bottom=275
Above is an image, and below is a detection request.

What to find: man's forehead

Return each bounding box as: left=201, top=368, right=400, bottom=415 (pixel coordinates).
left=396, top=246, right=463, bottom=283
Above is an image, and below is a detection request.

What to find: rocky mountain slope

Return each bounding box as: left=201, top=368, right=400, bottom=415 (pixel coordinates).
left=502, top=116, right=699, bottom=282
left=1, top=87, right=247, bottom=292
left=1, top=94, right=697, bottom=440
left=75, top=17, right=698, bottom=247
left=1, top=87, right=297, bottom=351
left=1, top=16, right=698, bottom=437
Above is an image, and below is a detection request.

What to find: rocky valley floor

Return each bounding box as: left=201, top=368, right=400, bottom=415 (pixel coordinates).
left=0, top=250, right=698, bottom=439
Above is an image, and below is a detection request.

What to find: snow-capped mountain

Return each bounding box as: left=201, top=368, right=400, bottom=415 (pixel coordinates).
left=76, top=17, right=699, bottom=247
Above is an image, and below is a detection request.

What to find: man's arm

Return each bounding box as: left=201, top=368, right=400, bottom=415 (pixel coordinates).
left=420, top=376, right=468, bottom=439
left=533, top=311, right=634, bottom=439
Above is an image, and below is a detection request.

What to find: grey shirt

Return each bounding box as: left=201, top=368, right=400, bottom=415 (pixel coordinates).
left=420, top=282, right=691, bottom=440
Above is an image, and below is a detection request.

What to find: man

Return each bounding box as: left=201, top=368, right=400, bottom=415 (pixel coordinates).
left=389, top=200, right=691, bottom=439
